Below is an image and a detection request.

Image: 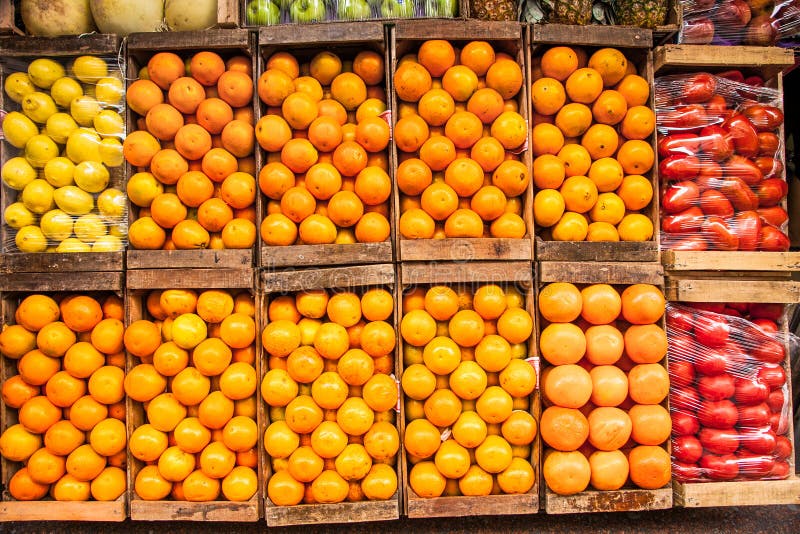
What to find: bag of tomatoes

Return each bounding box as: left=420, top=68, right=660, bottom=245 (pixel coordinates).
left=666, top=302, right=797, bottom=482
left=679, top=0, right=800, bottom=46
left=655, top=71, right=790, bottom=252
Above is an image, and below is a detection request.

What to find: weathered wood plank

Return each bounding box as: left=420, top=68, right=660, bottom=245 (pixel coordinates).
left=406, top=491, right=537, bottom=518
left=653, top=45, right=794, bottom=79
left=531, top=23, right=652, bottom=48
left=673, top=477, right=800, bottom=508
left=217, top=0, right=240, bottom=27
left=0, top=272, right=124, bottom=292
left=0, top=252, right=123, bottom=273
left=538, top=261, right=664, bottom=286
left=127, top=29, right=252, bottom=51
left=261, top=242, right=393, bottom=268
left=0, top=34, right=120, bottom=55
left=394, top=19, right=522, bottom=41
left=265, top=497, right=398, bottom=526
left=126, top=249, right=253, bottom=269
left=535, top=239, right=660, bottom=262
left=662, top=250, right=800, bottom=272
left=400, top=239, right=532, bottom=262
left=666, top=279, right=800, bottom=303
left=0, top=498, right=126, bottom=522
left=130, top=499, right=259, bottom=522
left=261, top=264, right=395, bottom=293
left=126, top=268, right=254, bottom=290
left=545, top=487, right=672, bottom=514
left=259, top=21, right=385, bottom=45
left=400, top=261, right=532, bottom=285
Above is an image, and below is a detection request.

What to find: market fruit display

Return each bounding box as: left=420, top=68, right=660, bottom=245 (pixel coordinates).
left=257, top=49, right=392, bottom=247
left=262, top=286, right=399, bottom=505
left=127, top=289, right=258, bottom=503
left=124, top=50, right=257, bottom=251
left=394, top=39, right=529, bottom=241
left=1, top=55, right=127, bottom=253
left=401, top=283, right=537, bottom=498
left=655, top=72, right=789, bottom=251
left=531, top=46, right=656, bottom=243
left=0, top=292, right=127, bottom=501
left=667, top=302, right=794, bottom=482
left=538, top=282, right=671, bottom=495
left=680, top=0, right=800, bottom=46
left=244, top=0, right=458, bottom=25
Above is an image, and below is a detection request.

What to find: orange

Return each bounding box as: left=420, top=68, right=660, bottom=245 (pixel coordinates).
left=66, top=443, right=106, bottom=482
left=615, top=74, right=650, bottom=107
left=442, top=65, right=479, bottom=102
left=444, top=111, right=483, bottom=149
left=471, top=185, right=507, bottom=222
left=557, top=143, right=592, bottom=178
left=616, top=174, right=653, bottom=211
left=588, top=48, right=628, bottom=87
left=565, top=68, right=603, bottom=104
left=475, top=434, right=513, bottom=474
left=471, top=136, right=505, bottom=172
left=150, top=193, right=188, bottom=229
left=419, top=135, right=456, bottom=171
left=539, top=323, right=586, bottom=365
left=628, top=363, right=669, bottom=405
left=559, top=175, right=598, bottom=214
left=501, top=410, right=537, bottom=447
left=199, top=440, right=236, bottom=479
left=311, top=469, right=349, bottom=504
left=0, top=423, right=42, bottom=462
left=2, top=375, right=39, bottom=409
left=540, top=406, right=589, bottom=452
left=18, top=395, right=61, bottom=434
left=337, top=349, right=374, bottom=387
left=202, top=147, right=238, bottom=183
left=287, top=346, right=324, bottom=384
left=220, top=171, right=257, bottom=210
left=128, top=217, right=167, bottom=250
left=399, top=209, right=435, bottom=239
left=409, top=461, right=446, bottom=498
left=146, top=103, right=184, bottom=141
left=621, top=284, right=664, bottom=324
left=43, top=370, right=85, bottom=408
left=466, top=87, right=504, bottom=124
left=592, top=90, right=628, bottom=125
left=268, top=470, right=304, bottom=506
left=0, top=325, right=37, bottom=360
left=278, top=186, right=316, bottom=224
left=183, top=469, right=222, bottom=501
left=127, top=78, right=165, bottom=116
left=531, top=123, right=565, bottom=157
left=129, top=424, right=168, bottom=462
left=52, top=473, right=92, bottom=501
left=266, top=52, right=300, bottom=79
left=296, top=290, right=329, bottom=319
left=331, top=72, right=367, bottom=111
left=353, top=50, right=385, bottom=85
left=589, top=365, right=628, bottom=407
left=309, top=51, right=342, bottom=85
left=533, top=189, right=566, bottom=228
left=363, top=421, right=399, bottom=463
left=88, top=417, right=126, bottom=456
left=589, top=449, right=629, bottom=491
left=334, top=443, right=373, bottom=481
left=91, top=466, right=126, bottom=501
left=418, top=40, right=456, bottom=77
left=363, top=373, right=398, bottom=412
left=499, top=357, right=536, bottom=396
left=421, top=182, right=458, bottom=221
left=268, top=295, right=300, bottom=323
left=542, top=364, right=592, bottom=409
left=217, top=70, right=253, bottom=108
left=448, top=309, right=484, bottom=348
left=17, top=294, right=60, bottom=332
left=264, top=420, right=300, bottom=459
left=443, top=157, right=483, bottom=198
left=288, top=445, right=324, bottom=483
left=337, top=396, right=375, bottom=436
left=8, top=467, right=49, bottom=501
left=491, top=110, right=527, bottom=150
left=255, top=114, right=292, bottom=152
left=531, top=77, right=566, bottom=116
left=219, top=362, right=257, bottom=401
left=589, top=192, right=626, bottom=225
left=358, top=320, right=395, bottom=358
left=360, top=289, right=393, bottom=323
left=124, top=130, right=162, bottom=168
left=629, top=404, right=671, bottom=446
left=617, top=139, right=654, bottom=176
left=101, top=295, right=123, bottom=321
left=311, top=420, right=348, bottom=459
left=262, top=368, right=299, bottom=407
left=396, top=158, right=433, bottom=196
left=27, top=447, right=67, bottom=484
left=59, top=296, right=102, bottom=333
left=541, top=47, right=579, bottom=81
left=402, top=363, right=437, bottom=401
left=355, top=116, right=391, bottom=153
left=486, top=58, right=523, bottom=100
left=585, top=324, right=624, bottom=366
left=554, top=102, right=592, bottom=138
left=496, top=308, right=533, bottom=345
left=311, top=371, right=348, bottom=411
left=135, top=465, right=173, bottom=501
left=168, top=76, right=206, bottom=114
left=620, top=105, right=655, bottom=140
left=284, top=394, right=324, bottom=434
left=394, top=62, right=432, bottom=103
left=421, top=336, right=461, bottom=376
left=475, top=385, right=513, bottom=424
left=332, top=140, right=368, bottom=177
left=36, top=322, right=76, bottom=358
left=628, top=445, right=671, bottom=489
left=68, top=395, right=108, bottom=431
left=404, top=419, right=442, bottom=459
left=580, top=284, right=622, bottom=325
left=497, top=457, right=535, bottom=494
left=354, top=166, right=391, bottom=206
left=580, top=124, right=618, bottom=160
left=190, top=51, right=225, bottom=86
left=220, top=119, right=255, bottom=158
left=624, top=323, right=668, bottom=364
left=312, top=322, right=349, bottom=360
left=148, top=52, right=185, bottom=90
left=617, top=213, right=654, bottom=242
left=492, top=159, right=530, bottom=198
left=123, top=319, right=161, bottom=358
left=394, top=114, right=430, bottom=154
left=587, top=406, right=632, bottom=450
left=174, top=123, right=212, bottom=161
left=258, top=68, right=294, bottom=107
left=538, top=282, right=582, bottom=323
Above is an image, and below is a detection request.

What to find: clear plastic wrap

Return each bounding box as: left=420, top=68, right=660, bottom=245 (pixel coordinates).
left=242, top=0, right=457, bottom=25
left=679, top=0, right=800, bottom=46
left=655, top=73, right=789, bottom=251
left=667, top=302, right=796, bottom=482
left=1, top=55, right=127, bottom=253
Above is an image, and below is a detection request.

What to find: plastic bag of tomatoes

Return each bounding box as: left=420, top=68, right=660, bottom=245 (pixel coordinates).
left=655, top=72, right=789, bottom=252
left=679, top=0, right=800, bottom=46
left=666, top=302, right=797, bottom=482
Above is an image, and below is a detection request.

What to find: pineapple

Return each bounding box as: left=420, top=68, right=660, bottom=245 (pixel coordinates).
left=545, top=0, right=593, bottom=25
left=614, top=0, right=668, bottom=29
left=469, top=0, right=517, bottom=21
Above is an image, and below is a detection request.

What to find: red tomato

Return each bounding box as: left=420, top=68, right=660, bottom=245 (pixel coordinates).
left=670, top=360, right=697, bottom=388
left=736, top=451, right=775, bottom=477
left=702, top=216, right=740, bottom=251
left=657, top=133, right=701, bottom=158
left=667, top=308, right=695, bottom=334
left=673, top=435, right=704, bottom=463
left=723, top=114, right=760, bottom=158
left=672, top=386, right=701, bottom=411
left=673, top=461, right=703, bottom=482
left=725, top=155, right=763, bottom=186
left=742, top=105, right=784, bottom=132
left=664, top=235, right=709, bottom=251
left=693, top=348, right=730, bottom=376
left=749, top=303, right=783, bottom=321
left=753, top=318, right=779, bottom=333
left=751, top=338, right=785, bottom=364
left=733, top=377, right=769, bottom=405
left=672, top=410, right=701, bottom=436
left=767, top=389, right=786, bottom=413
left=696, top=160, right=724, bottom=189
left=770, top=460, right=791, bottom=478
left=720, top=177, right=758, bottom=211
left=699, top=125, right=734, bottom=161
left=717, top=70, right=745, bottom=83
left=659, top=155, right=702, bottom=181
left=694, top=313, right=730, bottom=348
left=700, top=453, right=740, bottom=480
left=691, top=303, right=727, bottom=313
left=757, top=364, right=786, bottom=389
left=753, top=158, right=784, bottom=180
left=757, top=131, right=780, bottom=156
left=683, top=73, right=717, bottom=103
left=770, top=412, right=788, bottom=434
left=758, top=225, right=790, bottom=252
left=733, top=211, right=762, bottom=251
left=755, top=178, right=788, bottom=207
left=740, top=429, right=777, bottom=455
left=774, top=435, right=792, bottom=460
left=699, top=428, right=740, bottom=455
left=737, top=403, right=771, bottom=427
left=699, top=190, right=735, bottom=218
left=662, top=104, right=709, bottom=132
left=757, top=206, right=789, bottom=227
left=705, top=94, right=733, bottom=122
left=698, top=374, right=736, bottom=401
left=662, top=206, right=705, bottom=233
left=699, top=399, right=739, bottom=429
left=662, top=181, right=700, bottom=214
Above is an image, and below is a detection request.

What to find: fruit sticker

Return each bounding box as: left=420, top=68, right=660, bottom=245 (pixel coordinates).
left=0, top=292, right=127, bottom=502
left=1, top=55, right=127, bottom=253
left=531, top=46, right=656, bottom=243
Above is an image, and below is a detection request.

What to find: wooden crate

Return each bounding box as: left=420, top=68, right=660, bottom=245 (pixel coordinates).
left=125, top=30, right=256, bottom=270
left=257, top=23, right=394, bottom=268
left=537, top=261, right=673, bottom=513
left=259, top=264, right=401, bottom=526
left=391, top=20, right=533, bottom=262
left=0, top=34, right=124, bottom=272
left=0, top=284, right=126, bottom=522
left=398, top=261, right=540, bottom=518
left=665, top=279, right=800, bottom=507
left=530, top=26, right=660, bottom=263
left=125, top=268, right=259, bottom=521
left=0, top=0, right=21, bottom=35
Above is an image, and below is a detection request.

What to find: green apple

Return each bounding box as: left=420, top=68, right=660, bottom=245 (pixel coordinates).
left=380, top=0, right=415, bottom=18
left=338, top=0, right=373, bottom=20
left=429, top=0, right=457, bottom=17
left=246, top=0, right=281, bottom=25
left=289, top=0, right=327, bottom=22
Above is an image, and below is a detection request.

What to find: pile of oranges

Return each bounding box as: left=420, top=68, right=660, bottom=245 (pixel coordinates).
left=531, top=46, right=656, bottom=242
left=400, top=283, right=537, bottom=498
left=124, top=51, right=257, bottom=250
left=0, top=292, right=127, bottom=502
left=262, top=287, right=399, bottom=505
left=538, top=282, right=671, bottom=495
left=395, top=40, right=529, bottom=241
left=126, top=289, right=258, bottom=503
left=257, top=50, right=392, bottom=246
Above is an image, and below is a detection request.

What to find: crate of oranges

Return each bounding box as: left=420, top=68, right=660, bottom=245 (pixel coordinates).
left=0, top=286, right=127, bottom=521
left=125, top=270, right=260, bottom=521
left=391, top=20, right=533, bottom=262
left=536, top=261, right=673, bottom=513
left=260, top=264, right=400, bottom=526
left=530, top=32, right=661, bottom=263
left=398, top=262, right=539, bottom=517
left=124, top=30, right=257, bottom=270
left=256, top=23, right=394, bottom=268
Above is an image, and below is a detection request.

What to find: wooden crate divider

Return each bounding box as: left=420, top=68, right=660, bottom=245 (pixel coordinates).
left=124, top=30, right=255, bottom=270
left=530, top=30, right=660, bottom=263
left=667, top=280, right=800, bottom=507
left=259, top=264, right=401, bottom=526
left=398, top=261, right=540, bottom=518
left=257, top=22, right=394, bottom=268
left=0, top=34, right=124, bottom=273
left=653, top=45, right=794, bottom=81
left=125, top=275, right=260, bottom=521
left=662, top=251, right=800, bottom=273
left=0, top=288, right=126, bottom=522
left=0, top=0, right=21, bottom=34
left=537, top=261, right=672, bottom=513
left=391, top=20, right=533, bottom=262
left=0, top=271, right=124, bottom=293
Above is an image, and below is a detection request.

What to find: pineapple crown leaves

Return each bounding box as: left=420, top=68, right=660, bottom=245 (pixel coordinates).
left=524, top=0, right=615, bottom=24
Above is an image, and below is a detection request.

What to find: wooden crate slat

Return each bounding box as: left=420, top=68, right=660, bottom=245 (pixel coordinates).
left=265, top=497, right=399, bottom=526
left=538, top=261, right=664, bottom=286
left=399, top=239, right=532, bottom=262
left=535, top=239, right=660, bottom=263
left=261, top=263, right=395, bottom=292
left=662, top=251, right=800, bottom=272
left=393, top=19, right=522, bottom=40
left=400, top=261, right=532, bottom=285
left=666, top=279, right=800, bottom=303
left=126, top=249, right=253, bottom=270
left=126, top=29, right=252, bottom=51
left=216, top=0, right=240, bottom=27
left=262, top=243, right=393, bottom=269
left=0, top=33, right=120, bottom=55
left=531, top=23, right=653, bottom=48
left=129, top=499, right=259, bottom=522
left=259, top=20, right=385, bottom=45
left=673, top=477, right=800, bottom=508
left=0, top=498, right=126, bottom=522
left=545, top=487, right=672, bottom=514
left=0, top=272, right=124, bottom=292
left=126, top=268, right=253, bottom=290
left=405, top=490, right=537, bottom=519
left=0, top=252, right=123, bottom=274
left=653, top=45, right=794, bottom=79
